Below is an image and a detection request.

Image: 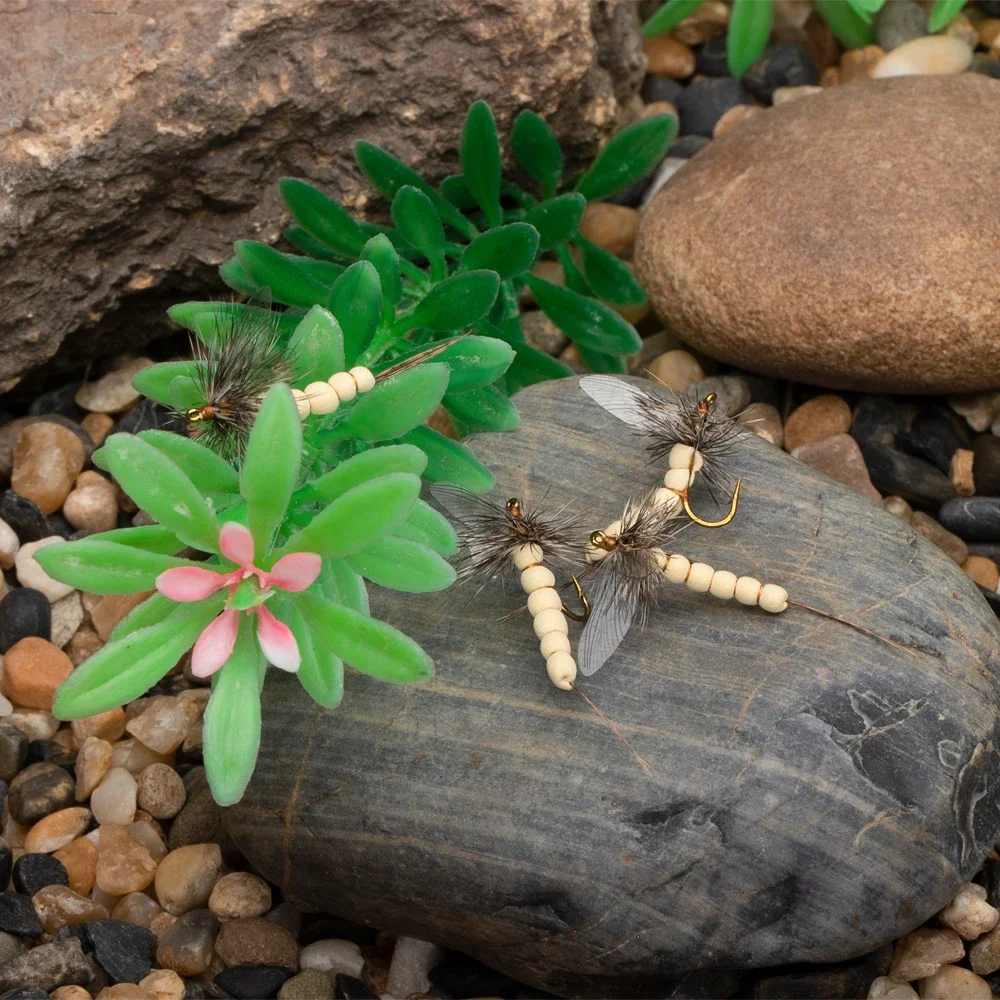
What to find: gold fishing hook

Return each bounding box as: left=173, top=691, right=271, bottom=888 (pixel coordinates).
left=682, top=478, right=741, bottom=528
left=561, top=575, right=591, bottom=622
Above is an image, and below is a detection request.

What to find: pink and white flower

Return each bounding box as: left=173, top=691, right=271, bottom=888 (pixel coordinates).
left=156, top=521, right=321, bottom=679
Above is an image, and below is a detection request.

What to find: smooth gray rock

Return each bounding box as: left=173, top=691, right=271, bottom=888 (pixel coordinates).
left=227, top=376, right=1000, bottom=999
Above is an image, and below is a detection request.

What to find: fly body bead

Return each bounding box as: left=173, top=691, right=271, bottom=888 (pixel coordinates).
left=305, top=381, right=340, bottom=415
left=512, top=542, right=544, bottom=571
left=546, top=650, right=577, bottom=690
left=520, top=564, right=556, bottom=594
left=527, top=587, right=562, bottom=615
left=533, top=608, right=569, bottom=640
left=349, top=366, right=376, bottom=393
left=328, top=371, right=358, bottom=402
left=668, top=443, right=704, bottom=473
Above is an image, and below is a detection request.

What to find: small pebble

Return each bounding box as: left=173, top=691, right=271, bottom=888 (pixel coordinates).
left=90, top=592, right=152, bottom=642
left=23, top=807, right=90, bottom=854
left=910, top=511, right=968, bottom=566
left=712, top=103, right=763, bottom=138
left=871, top=34, right=972, bottom=78
left=771, top=85, right=823, bottom=105
left=386, top=936, right=442, bottom=998
left=91, top=767, right=138, bottom=827
left=942, top=11, right=979, bottom=49
left=51, top=987, right=92, bottom=1000
left=641, top=74, right=683, bottom=105
left=14, top=537, right=74, bottom=602
left=154, top=843, right=223, bottom=916
left=215, top=916, right=300, bottom=970
left=113, top=892, right=163, bottom=931
left=209, top=872, right=272, bottom=922
left=645, top=349, right=704, bottom=392
left=11, top=424, right=86, bottom=516
left=301, top=938, right=365, bottom=978
left=155, top=908, right=217, bottom=975
left=737, top=402, right=783, bottom=448
left=939, top=882, right=999, bottom=940
left=135, top=764, right=185, bottom=821
left=675, top=77, right=751, bottom=137
left=667, top=134, right=710, bottom=159
left=0, top=588, right=51, bottom=654
left=875, top=0, right=927, bottom=51
left=75, top=737, right=113, bottom=802
left=95, top=987, right=156, bottom=1000
left=577, top=202, right=639, bottom=258
left=867, top=979, right=918, bottom=999
left=4, top=637, right=73, bottom=710
left=0, top=935, right=90, bottom=993
left=743, top=43, right=819, bottom=102
left=95, top=823, right=157, bottom=895
left=333, top=974, right=379, bottom=1000
left=75, top=359, right=153, bottom=414
left=32, top=884, right=107, bottom=933
left=0, top=519, right=18, bottom=570
left=695, top=34, right=728, bottom=76
left=888, top=927, right=964, bottom=980
left=66, top=625, right=102, bottom=666
left=963, top=554, right=999, bottom=590
left=784, top=395, right=852, bottom=452
left=840, top=44, right=886, bottom=83
left=278, top=970, right=335, bottom=1000
left=71, top=708, right=126, bottom=748
left=0, top=723, right=28, bottom=781
left=0, top=491, right=50, bottom=544
left=0, top=890, right=44, bottom=936
left=862, top=443, right=955, bottom=509
left=970, top=920, right=1000, bottom=975
left=638, top=156, right=689, bottom=210
left=918, top=964, right=991, bottom=999
left=673, top=0, right=728, bottom=45
left=9, top=761, right=76, bottom=825
left=520, top=311, right=568, bottom=357
left=49, top=592, right=84, bottom=650
left=7, top=707, right=60, bottom=741
left=53, top=837, right=99, bottom=897
left=792, top=434, right=881, bottom=503
left=86, top=916, right=157, bottom=985
left=125, top=699, right=193, bottom=756
left=973, top=435, right=1000, bottom=496
left=129, top=821, right=167, bottom=864
left=939, top=497, right=1000, bottom=542
left=215, top=965, right=294, bottom=999
left=63, top=471, right=119, bottom=535
left=642, top=34, right=696, bottom=78
left=149, top=910, right=177, bottom=943
left=80, top=413, right=114, bottom=448
left=136, top=969, right=185, bottom=1000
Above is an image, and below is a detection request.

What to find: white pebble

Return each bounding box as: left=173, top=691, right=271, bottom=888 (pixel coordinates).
left=328, top=371, right=358, bottom=402
left=91, top=766, right=138, bottom=826
left=871, top=35, right=972, bottom=78
left=939, top=882, right=999, bottom=940
left=75, top=358, right=153, bottom=413
left=50, top=591, right=84, bottom=648
left=386, top=937, right=443, bottom=999
left=300, top=938, right=366, bottom=978
left=7, top=708, right=59, bottom=740
left=0, top=519, right=18, bottom=570
left=14, top=537, right=74, bottom=602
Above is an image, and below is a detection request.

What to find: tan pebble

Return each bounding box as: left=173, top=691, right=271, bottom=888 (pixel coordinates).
left=89, top=879, right=121, bottom=913
left=80, top=412, right=114, bottom=447
left=96, top=822, right=158, bottom=895
left=150, top=910, right=178, bottom=943
left=76, top=737, right=113, bottom=802
left=155, top=909, right=215, bottom=972
left=871, top=35, right=972, bottom=78
left=643, top=34, right=696, bottom=78
left=641, top=100, right=677, bottom=120
left=577, top=202, right=639, bottom=258
left=840, top=45, right=886, bottom=83
left=52, top=987, right=93, bottom=1000
left=24, top=805, right=91, bottom=853
left=123, top=738, right=175, bottom=776
left=176, top=687, right=211, bottom=717
left=129, top=820, right=168, bottom=863
left=883, top=495, right=914, bottom=523
left=820, top=66, right=840, bottom=87
left=612, top=298, right=650, bottom=326
left=126, top=697, right=194, bottom=754
left=963, top=555, right=999, bottom=591
left=50, top=591, right=84, bottom=649
left=33, top=883, right=108, bottom=933
left=96, top=986, right=156, bottom=1000
left=792, top=434, right=881, bottom=503
left=918, top=964, right=991, bottom=999
left=14, top=537, right=75, bottom=602
left=75, top=357, right=153, bottom=413
left=784, top=395, right=852, bottom=452
left=216, top=915, right=300, bottom=969
left=0, top=518, right=18, bottom=571
left=90, top=591, right=153, bottom=641
left=772, top=85, right=823, bottom=105
left=939, top=882, right=999, bottom=940
left=209, top=871, right=273, bottom=921
left=11, top=423, right=86, bottom=515
left=867, top=978, right=918, bottom=999
left=7, top=707, right=60, bottom=740
left=673, top=0, right=728, bottom=44
left=91, top=766, right=138, bottom=826
left=713, top=104, right=762, bottom=138
left=278, top=971, right=336, bottom=1000
left=72, top=707, right=126, bottom=747
left=113, top=890, right=164, bottom=930
left=63, top=471, right=119, bottom=534
left=970, top=916, right=1000, bottom=975
left=950, top=448, right=975, bottom=497
left=911, top=511, right=968, bottom=566
left=137, top=763, right=186, bottom=820
left=138, top=969, right=186, bottom=1000
left=889, top=927, right=965, bottom=980
left=977, top=17, right=1000, bottom=47
left=155, top=843, right=224, bottom=915
left=66, top=625, right=103, bottom=666
left=54, top=836, right=99, bottom=896
left=942, top=12, right=979, bottom=49
left=4, top=637, right=73, bottom=710
left=646, top=349, right=704, bottom=392
left=738, top=402, right=783, bottom=448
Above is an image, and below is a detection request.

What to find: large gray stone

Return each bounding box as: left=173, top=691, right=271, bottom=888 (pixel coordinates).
left=0, top=0, right=643, bottom=394
left=227, top=376, right=1000, bottom=998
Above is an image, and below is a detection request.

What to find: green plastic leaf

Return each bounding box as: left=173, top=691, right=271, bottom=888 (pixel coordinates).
left=53, top=597, right=224, bottom=720
left=287, top=306, right=345, bottom=387
left=727, top=0, right=774, bottom=76
left=576, top=116, right=677, bottom=201
left=346, top=535, right=456, bottom=593
left=33, top=540, right=197, bottom=595
left=557, top=245, right=593, bottom=297
left=524, top=276, right=642, bottom=356
left=132, top=361, right=203, bottom=408
left=525, top=195, right=586, bottom=253
left=354, top=141, right=474, bottom=239
left=576, top=345, right=628, bottom=375
left=219, top=258, right=261, bottom=297
left=814, top=0, right=875, bottom=47
left=279, top=597, right=344, bottom=709
left=138, top=430, right=240, bottom=496
left=280, top=177, right=368, bottom=258
left=505, top=344, right=574, bottom=392
left=203, top=614, right=262, bottom=806
left=460, top=101, right=503, bottom=228
left=439, top=174, right=478, bottom=212
left=104, top=435, right=220, bottom=553
left=398, top=426, right=494, bottom=492
left=108, top=592, right=176, bottom=643
left=282, top=473, right=420, bottom=559
left=461, top=224, right=539, bottom=281
left=361, top=235, right=403, bottom=313
left=169, top=377, right=202, bottom=414
left=282, top=254, right=345, bottom=286
left=329, top=261, right=382, bottom=364
left=444, top=385, right=520, bottom=436
left=241, top=384, right=302, bottom=557
left=310, top=445, right=427, bottom=503
left=402, top=271, right=500, bottom=333
left=234, top=241, right=331, bottom=309
left=169, top=302, right=298, bottom=347
left=395, top=499, right=459, bottom=557
left=575, top=236, right=647, bottom=307
left=325, top=559, right=369, bottom=616
left=391, top=186, right=446, bottom=264
left=294, top=590, right=434, bottom=683
left=387, top=336, right=514, bottom=395
left=929, top=0, right=965, bottom=32
left=283, top=225, right=348, bottom=263
left=331, top=364, right=449, bottom=442
left=511, top=111, right=563, bottom=195
left=642, top=0, right=706, bottom=36
left=86, top=526, right=186, bottom=556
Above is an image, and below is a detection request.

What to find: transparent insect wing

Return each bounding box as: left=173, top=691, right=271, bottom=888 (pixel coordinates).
left=579, top=375, right=676, bottom=435
left=578, top=560, right=638, bottom=676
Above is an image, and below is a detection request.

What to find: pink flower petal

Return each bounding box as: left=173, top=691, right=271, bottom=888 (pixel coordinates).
left=219, top=521, right=256, bottom=568
left=156, top=566, right=233, bottom=602
left=191, top=609, right=240, bottom=678
left=266, top=552, right=322, bottom=593
left=256, top=605, right=300, bottom=673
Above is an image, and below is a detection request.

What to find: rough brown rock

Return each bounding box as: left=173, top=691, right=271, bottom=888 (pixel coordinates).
left=637, top=75, right=1000, bottom=393
left=1, top=0, right=643, bottom=392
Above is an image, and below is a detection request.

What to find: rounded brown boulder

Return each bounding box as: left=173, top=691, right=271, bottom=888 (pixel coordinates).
left=636, top=75, right=1000, bottom=394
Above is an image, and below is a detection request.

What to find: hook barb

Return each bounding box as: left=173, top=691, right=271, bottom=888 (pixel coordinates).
left=561, top=575, right=591, bottom=622
left=683, top=478, right=741, bottom=528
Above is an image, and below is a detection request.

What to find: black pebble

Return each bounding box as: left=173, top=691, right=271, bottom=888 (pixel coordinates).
left=85, top=918, right=157, bottom=984
left=640, top=74, right=683, bottom=105
left=897, top=414, right=964, bottom=474
left=0, top=990, right=50, bottom=1000
left=215, top=966, right=293, bottom=999
left=45, top=514, right=75, bottom=540
left=334, top=974, right=381, bottom=1000
left=0, top=589, right=51, bottom=654
left=695, top=36, right=730, bottom=77
left=8, top=762, right=75, bottom=826
left=0, top=841, right=11, bottom=892
left=862, top=442, right=956, bottom=509
left=28, top=382, right=84, bottom=421
left=0, top=726, right=28, bottom=783
left=604, top=174, right=655, bottom=208
left=743, top=43, right=819, bottom=102
left=12, top=853, right=68, bottom=896
left=26, top=739, right=76, bottom=771
left=973, top=435, right=1000, bottom=496
left=0, top=493, right=49, bottom=544
left=993, top=59, right=1000, bottom=79
left=114, top=398, right=186, bottom=436
left=850, top=396, right=902, bottom=449
left=939, top=497, right=1000, bottom=542
left=429, top=952, right=523, bottom=1000
left=0, top=892, right=42, bottom=937
left=979, top=0, right=1000, bottom=15
left=676, top=78, right=751, bottom=137
left=668, top=135, right=711, bottom=159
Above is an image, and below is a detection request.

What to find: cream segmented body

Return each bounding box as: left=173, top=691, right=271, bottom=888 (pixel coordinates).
left=658, top=551, right=788, bottom=612
left=291, top=366, right=377, bottom=419
left=513, top=541, right=577, bottom=691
